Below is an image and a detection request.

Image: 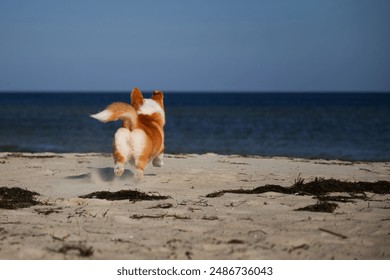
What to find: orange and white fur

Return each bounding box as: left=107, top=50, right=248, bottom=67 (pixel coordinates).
left=91, top=88, right=165, bottom=180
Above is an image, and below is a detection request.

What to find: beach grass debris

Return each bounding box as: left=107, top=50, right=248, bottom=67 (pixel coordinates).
left=318, top=228, right=348, bottom=239
left=0, top=187, right=41, bottom=209
left=289, top=244, right=310, bottom=253
left=148, top=202, right=174, bottom=209
left=79, top=189, right=170, bottom=201
left=130, top=213, right=190, bottom=220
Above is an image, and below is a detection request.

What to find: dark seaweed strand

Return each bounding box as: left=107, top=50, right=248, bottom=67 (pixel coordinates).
left=79, top=190, right=170, bottom=201
left=205, top=179, right=390, bottom=198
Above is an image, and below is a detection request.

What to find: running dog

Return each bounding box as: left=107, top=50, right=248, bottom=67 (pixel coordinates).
left=91, top=88, right=165, bottom=180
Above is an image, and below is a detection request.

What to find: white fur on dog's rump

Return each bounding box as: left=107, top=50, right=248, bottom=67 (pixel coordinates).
left=114, top=128, right=131, bottom=160
left=114, top=127, right=146, bottom=165
left=114, top=128, right=146, bottom=180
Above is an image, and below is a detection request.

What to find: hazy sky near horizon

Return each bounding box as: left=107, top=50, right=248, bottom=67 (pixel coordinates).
left=0, top=0, right=389, bottom=92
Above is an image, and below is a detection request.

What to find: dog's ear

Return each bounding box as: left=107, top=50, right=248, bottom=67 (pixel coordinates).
left=131, top=88, right=144, bottom=109
left=152, top=90, right=164, bottom=108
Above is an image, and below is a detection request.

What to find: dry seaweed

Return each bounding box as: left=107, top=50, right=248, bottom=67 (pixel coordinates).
left=34, top=207, right=63, bottom=215
left=0, top=187, right=41, bottom=209
left=206, top=178, right=390, bottom=213
left=206, top=179, right=390, bottom=198
left=4, top=153, right=64, bottom=159
left=79, top=189, right=170, bottom=201
left=57, top=243, right=94, bottom=257
left=295, top=201, right=338, bottom=213
left=227, top=239, right=245, bottom=244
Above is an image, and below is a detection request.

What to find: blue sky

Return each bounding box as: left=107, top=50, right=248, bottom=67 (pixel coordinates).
left=0, top=0, right=389, bottom=92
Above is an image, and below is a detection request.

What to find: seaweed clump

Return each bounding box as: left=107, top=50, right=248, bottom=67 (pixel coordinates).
left=295, top=201, right=338, bottom=213
left=206, top=178, right=390, bottom=198
left=206, top=178, right=390, bottom=213
left=79, top=189, right=170, bottom=201
left=0, top=187, right=41, bottom=209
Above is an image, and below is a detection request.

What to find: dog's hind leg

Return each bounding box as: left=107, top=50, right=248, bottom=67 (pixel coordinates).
left=134, top=155, right=149, bottom=181
left=113, top=150, right=125, bottom=176
left=113, top=128, right=131, bottom=177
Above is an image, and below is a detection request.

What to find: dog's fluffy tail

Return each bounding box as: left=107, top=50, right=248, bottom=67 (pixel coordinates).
left=91, top=102, right=137, bottom=129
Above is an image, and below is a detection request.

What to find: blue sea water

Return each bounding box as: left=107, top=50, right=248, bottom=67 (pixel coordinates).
left=0, top=92, right=389, bottom=161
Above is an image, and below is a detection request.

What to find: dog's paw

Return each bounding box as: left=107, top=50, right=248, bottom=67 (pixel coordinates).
left=134, top=169, right=144, bottom=181
left=114, top=164, right=124, bottom=177
left=152, top=155, right=164, bottom=167
left=152, top=158, right=164, bottom=167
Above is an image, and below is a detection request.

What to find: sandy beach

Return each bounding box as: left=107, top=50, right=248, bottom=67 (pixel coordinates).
left=0, top=152, right=389, bottom=259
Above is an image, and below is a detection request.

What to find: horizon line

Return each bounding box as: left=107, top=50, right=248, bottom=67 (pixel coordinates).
left=1, top=90, right=389, bottom=94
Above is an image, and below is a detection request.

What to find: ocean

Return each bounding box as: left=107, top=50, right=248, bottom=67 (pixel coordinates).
left=0, top=92, right=389, bottom=161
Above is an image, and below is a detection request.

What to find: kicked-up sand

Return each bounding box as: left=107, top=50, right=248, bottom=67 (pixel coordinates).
left=0, top=152, right=389, bottom=259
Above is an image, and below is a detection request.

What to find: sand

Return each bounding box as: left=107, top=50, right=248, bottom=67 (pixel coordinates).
left=0, top=152, right=389, bottom=260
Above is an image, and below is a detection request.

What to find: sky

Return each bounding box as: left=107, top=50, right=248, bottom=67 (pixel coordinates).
left=0, top=0, right=389, bottom=92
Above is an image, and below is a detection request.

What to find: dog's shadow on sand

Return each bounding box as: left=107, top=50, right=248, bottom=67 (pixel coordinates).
left=94, top=167, right=134, bottom=182
left=66, top=167, right=133, bottom=183
left=66, top=167, right=156, bottom=183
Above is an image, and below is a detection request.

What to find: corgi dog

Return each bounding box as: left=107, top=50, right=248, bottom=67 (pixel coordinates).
left=91, top=88, right=165, bottom=180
